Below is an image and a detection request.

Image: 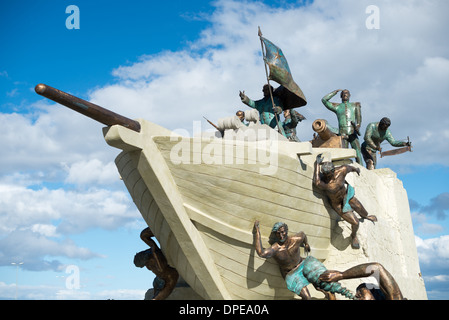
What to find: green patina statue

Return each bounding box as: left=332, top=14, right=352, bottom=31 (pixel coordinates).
left=239, top=84, right=287, bottom=137
left=362, top=117, right=411, bottom=169
left=321, top=89, right=362, bottom=164
left=282, top=109, right=305, bottom=142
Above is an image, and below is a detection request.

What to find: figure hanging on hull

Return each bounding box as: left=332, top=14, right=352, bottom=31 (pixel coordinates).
left=319, top=262, right=405, bottom=300
left=133, top=227, right=179, bottom=300
left=313, top=154, right=377, bottom=249
left=253, top=221, right=357, bottom=299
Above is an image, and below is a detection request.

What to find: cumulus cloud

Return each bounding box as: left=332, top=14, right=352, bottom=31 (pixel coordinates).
left=0, top=282, right=145, bottom=300
left=421, top=193, right=449, bottom=220
left=412, top=212, right=444, bottom=235
left=415, top=235, right=449, bottom=268
left=0, top=181, right=140, bottom=270
left=0, top=102, right=118, bottom=178
left=64, top=159, right=121, bottom=186
left=87, top=0, right=449, bottom=168
left=0, top=183, right=139, bottom=236
left=415, top=234, right=449, bottom=299
left=410, top=192, right=449, bottom=233
left=1, top=0, right=448, bottom=296
left=0, top=230, right=100, bottom=270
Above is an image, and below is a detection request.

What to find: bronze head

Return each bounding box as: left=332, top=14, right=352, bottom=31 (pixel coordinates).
left=340, top=89, right=351, bottom=102
left=321, top=161, right=335, bottom=179
left=236, top=110, right=245, bottom=121
left=262, top=84, right=274, bottom=98
left=269, top=222, right=288, bottom=245
left=133, top=248, right=153, bottom=268
left=379, top=117, right=391, bottom=131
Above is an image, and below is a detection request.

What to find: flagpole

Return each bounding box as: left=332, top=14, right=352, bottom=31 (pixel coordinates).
left=258, top=27, right=282, bottom=134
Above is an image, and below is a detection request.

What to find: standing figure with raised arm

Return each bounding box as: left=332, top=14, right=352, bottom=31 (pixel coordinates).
left=313, top=154, right=377, bottom=249
left=239, top=84, right=286, bottom=136
left=321, top=89, right=362, bottom=164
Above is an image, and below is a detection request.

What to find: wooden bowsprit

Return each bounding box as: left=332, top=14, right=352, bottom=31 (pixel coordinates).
left=380, top=137, right=412, bottom=158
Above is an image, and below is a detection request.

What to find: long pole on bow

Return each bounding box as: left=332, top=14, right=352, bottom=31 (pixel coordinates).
left=258, top=26, right=282, bottom=134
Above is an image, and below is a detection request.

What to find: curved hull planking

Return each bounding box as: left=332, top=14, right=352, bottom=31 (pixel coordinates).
left=105, top=120, right=353, bottom=300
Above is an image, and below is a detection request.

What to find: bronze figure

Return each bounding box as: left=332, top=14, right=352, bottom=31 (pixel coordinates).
left=313, top=154, right=377, bottom=249
left=319, top=262, right=404, bottom=300
left=362, top=117, right=412, bottom=169
left=282, top=109, right=305, bottom=142
left=239, top=84, right=285, bottom=135
left=253, top=220, right=313, bottom=299
left=321, top=89, right=362, bottom=164
left=253, top=221, right=358, bottom=299
left=134, top=227, right=179, bottom=300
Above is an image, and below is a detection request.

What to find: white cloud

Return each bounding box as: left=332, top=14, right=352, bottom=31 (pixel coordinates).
left=412, top=212, right=445, bottom=235
left=0, top=182, right=140, bottom=236
left=87, top=0, right=449, bottom=168
left=415, top=235, right=449, bottom=266
left=0, top=104, right=117, bottom=177
left=64, top=159, right=120, bottom=186
left=94, top=288, right=146, bottom=300
left=0, top=230, right=100, bottom=271
left=0, top=181, right=140, bottom=270
left=55, top=289, right=92, bottom=300
left=2, top=0, right=447, bottom=178
left=0, top=281, right=145, bottom=300
left=1, top=0, right=449, bottom=298
left=31, top=224, right=59, bottom=238
left=423, top=274, right=449, bottom=283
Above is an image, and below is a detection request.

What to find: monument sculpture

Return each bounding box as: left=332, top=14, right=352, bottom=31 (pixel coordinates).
left=313, top=154, right=377, bottom=249
left=32, top=27, right=425, bottom=300
left=253, top=221, right=357, bottom=300
left=321, top=89, right=363, bottom=164
left=253, top=220, right=312, bottom=299
left=361, top=117, right=412, bottom=169
left=239, top=84, right=285, bottom=134
left=319, top=262, right=404, bottom=300
left=133, top=227, right=179, bottom=300
left=282, top=109, right=305, bottom=142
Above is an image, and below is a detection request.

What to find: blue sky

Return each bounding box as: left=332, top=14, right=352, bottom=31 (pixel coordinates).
left=1, top=0, right=449, bottom=300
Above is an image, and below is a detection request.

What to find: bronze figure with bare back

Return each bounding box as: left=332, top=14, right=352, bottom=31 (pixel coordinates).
left=253, top=221, right=359, bottom=299
left=319, top=262, right=404, bottom=300
left=253, top=220, right=313, bottom=299
left=313, top=154, right=377, bottom=249
left=133, top=227, right=179, bottom=300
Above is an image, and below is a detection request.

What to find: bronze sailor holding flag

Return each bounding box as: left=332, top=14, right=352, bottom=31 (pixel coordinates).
left=239, top=27, right=306, bottom=138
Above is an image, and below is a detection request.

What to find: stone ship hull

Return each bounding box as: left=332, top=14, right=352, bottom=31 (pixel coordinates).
left=104, top=119, right=427, bottom=300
